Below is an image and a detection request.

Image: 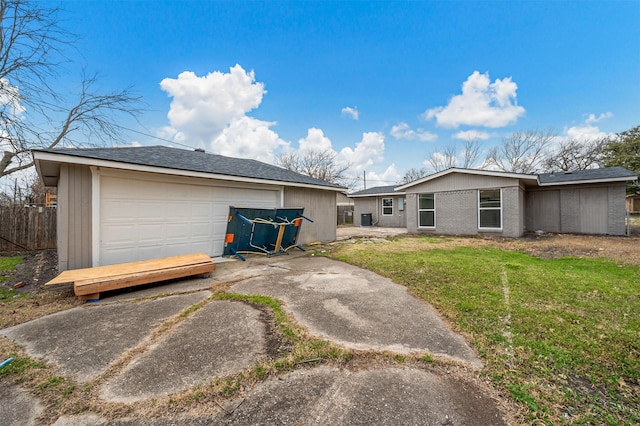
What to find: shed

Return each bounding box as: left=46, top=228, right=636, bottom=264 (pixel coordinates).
left=626, top=194, right=640, bottom=213
left=34, top=146, right=346, bottom=271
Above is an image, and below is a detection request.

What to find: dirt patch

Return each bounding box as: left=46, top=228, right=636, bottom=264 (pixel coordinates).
left=1, top=249, right=59, bottom=292
left=1, top=249, right=82, bottom=328
left=487, top=232, right=640, bottom=265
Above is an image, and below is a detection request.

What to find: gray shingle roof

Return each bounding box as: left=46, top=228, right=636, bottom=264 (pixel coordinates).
left=349, top=185, right=402, bottom=196
left=538, top=167, right=637, bottom=184
left=36, top=146, right=345, bottom=189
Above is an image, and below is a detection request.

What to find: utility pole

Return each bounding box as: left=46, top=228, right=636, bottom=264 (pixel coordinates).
left=363, top=171, right=366, bottom=190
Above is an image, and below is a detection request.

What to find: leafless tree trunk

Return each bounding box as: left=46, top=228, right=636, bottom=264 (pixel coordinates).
left=426, top=138, right=482, bottom=173
left=276, top=149, right=353, bottom=188
left=400, top=167, right=428, bottom=184
left=482, top=129, right=555, bottom=174
left=542, top=137, right=607, bottom=172
left=0, top=0, right=142, bottom=178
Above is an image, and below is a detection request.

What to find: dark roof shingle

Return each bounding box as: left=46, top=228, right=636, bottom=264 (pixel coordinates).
left=538, top=167, right=637, bottom=184
left=37, top=146, right=345, bottom=189
left=349, top=185, right=402, bottom=196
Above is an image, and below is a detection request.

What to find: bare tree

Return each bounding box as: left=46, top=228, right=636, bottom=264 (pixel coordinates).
left=461, top=138, right=482, bottom=169
left=425, top=138, right=482, bottom=173
left=276, top=149, right=353, bottom=188
left=426, top=145, right=457, bottom=173
left=483, top=129, right=554, bottom=174
left=400, top=167, right=428, bottom=184
left=0, top=0, right=142, bottom=178
left=543, top=137, right=607, bottom=172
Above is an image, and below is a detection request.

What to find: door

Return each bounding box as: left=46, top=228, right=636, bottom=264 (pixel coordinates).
left=99, top=176, right=279, bottom=265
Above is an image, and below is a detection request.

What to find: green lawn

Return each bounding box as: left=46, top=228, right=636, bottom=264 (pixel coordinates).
left=331, top=238, right=639, bottom=425
left=0, top=256, right=22, bottom=301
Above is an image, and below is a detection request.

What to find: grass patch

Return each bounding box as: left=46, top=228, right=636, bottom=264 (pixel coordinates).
left=332, top=235, right=640, bottom=424
left=0, top=256, right=21, bottom=285
left=0, top=258, right=21, bottom=304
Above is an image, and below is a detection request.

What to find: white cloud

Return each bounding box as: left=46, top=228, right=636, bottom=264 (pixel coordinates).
left=0, top=78, right=25, bottom=117
left=453, top=130, right=490, bottom=140
left=160, top=65, right=284, bottom=160
left=212, top=116, right=288, bottom=164
left=424, top=71, right=525, bottom=129
left=298, top=128, right=334, bottom=153
left=565, top=124, right=610, bottom=141
left=364, top=164, right=401, bottom=189
left=390, top=122, right=437, bottom=142
left=564, top=112, right=614, bottom=141
left=341, top=106, right=359, bottom=120
left=339, top=132, right=386, bottom=174
left=585, top=112, right=612, bottom=124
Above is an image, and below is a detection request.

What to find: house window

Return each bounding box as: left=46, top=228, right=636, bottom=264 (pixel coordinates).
left=418, top=193, right=435, bottom=228
left=478, top=189, right=502, bottom=229
left=382, top=198, right=393, bottom=215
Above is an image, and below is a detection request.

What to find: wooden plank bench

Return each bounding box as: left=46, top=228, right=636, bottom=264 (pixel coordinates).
left=45, top=253, right=216, bottom=301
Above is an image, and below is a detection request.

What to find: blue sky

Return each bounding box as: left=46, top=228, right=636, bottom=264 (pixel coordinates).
left=39, top=1, right=640, bottom=188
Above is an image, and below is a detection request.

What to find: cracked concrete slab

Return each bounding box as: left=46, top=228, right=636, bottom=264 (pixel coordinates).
left=0, top=292, right=210, bottom=382
left=0, top=252, right=507, bottom=425
left=98, top=367, right=506, bottom=425
left=0, top=384, right=43, bottom=426
left=100, top=300, right=266, bottom=402
left=220, top=367, right=506, bottom=425
left=230, top=256, right=481, bottom=367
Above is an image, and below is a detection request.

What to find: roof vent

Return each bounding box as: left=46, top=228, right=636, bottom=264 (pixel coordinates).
left=194, top=148, right=205, bottom=153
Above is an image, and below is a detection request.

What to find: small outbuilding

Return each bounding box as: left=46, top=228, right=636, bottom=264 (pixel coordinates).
left=627, top=194, right=640, bottom=213
left=34, top=146, right=346, bottom=271
left=349, top=167, right=638, bottom=237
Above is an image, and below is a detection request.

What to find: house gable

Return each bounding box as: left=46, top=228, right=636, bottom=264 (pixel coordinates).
left=402, top=172, right=524, bottom=194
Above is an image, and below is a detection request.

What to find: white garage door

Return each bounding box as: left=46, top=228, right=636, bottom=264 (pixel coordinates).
left=99, top=176, right=279, bottom=265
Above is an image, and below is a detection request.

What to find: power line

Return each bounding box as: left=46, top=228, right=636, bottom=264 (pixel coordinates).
left=112, top=123, right=199, bottom=151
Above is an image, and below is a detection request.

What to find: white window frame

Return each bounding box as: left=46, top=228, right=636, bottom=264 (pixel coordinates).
left=382, top=197, right=393, bottom=216
left=478, top=188, right=502, bottom=230
left=418, top=193, right=436, bottom=228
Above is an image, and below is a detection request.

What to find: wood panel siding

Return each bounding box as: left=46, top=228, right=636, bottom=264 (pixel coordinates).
left=405, top=173, right=520, bottom=194
left=58, top=164, right=92, bottom=271
left=526, top=183, right=627, bottom=235
left=526, top=189, right=561, bottom=232
left=283, top=187, right=337, bottom=244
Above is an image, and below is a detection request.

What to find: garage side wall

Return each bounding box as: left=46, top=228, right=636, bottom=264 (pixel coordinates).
left=57, top=164, right=92, bottom=271
left=283, top=188, right=337, bottom=244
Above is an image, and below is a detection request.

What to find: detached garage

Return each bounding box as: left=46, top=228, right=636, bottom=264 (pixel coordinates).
left=34, top=146, right=345, bottom=271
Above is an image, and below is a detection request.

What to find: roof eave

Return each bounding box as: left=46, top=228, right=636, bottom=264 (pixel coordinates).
left=395, top=167, right=537, bottom=190
left=538, top=176, right=638, bottom=186
left=349, top=191, right=406, bottom=198
left=32, top=150, right=346, bottom=192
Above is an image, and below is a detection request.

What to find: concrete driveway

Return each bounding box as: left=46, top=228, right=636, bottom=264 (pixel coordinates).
left=0, top=250, right=507, bottom=425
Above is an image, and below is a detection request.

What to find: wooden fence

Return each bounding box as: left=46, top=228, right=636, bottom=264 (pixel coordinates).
left=0, top=206, right=57, bottom=251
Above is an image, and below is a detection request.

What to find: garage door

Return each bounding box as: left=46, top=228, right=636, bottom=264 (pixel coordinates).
left=99, top=176, right=279, bottom=265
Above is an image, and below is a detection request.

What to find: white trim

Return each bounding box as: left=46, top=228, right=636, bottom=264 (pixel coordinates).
left=417, top=193, right=436, bottom=229
left=349, top=191, right=405, bottom=198
left=90, top=166, right=101, bottom=267
left=33, top=151, right=346, bottom=193
left=381, top=197, right=393, bottom=216
left=395, top=168, right=537, bottom=190
left=478, top=188, right=503, bottom=231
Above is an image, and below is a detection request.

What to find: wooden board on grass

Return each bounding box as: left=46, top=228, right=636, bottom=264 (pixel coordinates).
left=45, top=253, right=214, bottom=286
left=43, top=253, right=216, bottom=301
